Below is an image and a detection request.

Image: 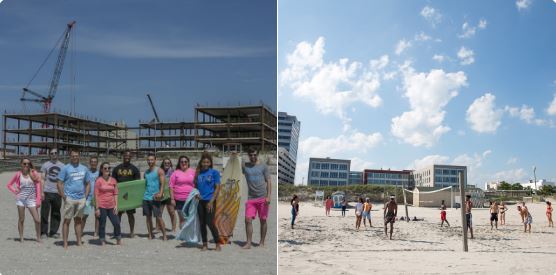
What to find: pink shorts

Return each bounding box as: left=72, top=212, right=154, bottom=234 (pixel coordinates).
left=245, top=197, right=269, bottom=220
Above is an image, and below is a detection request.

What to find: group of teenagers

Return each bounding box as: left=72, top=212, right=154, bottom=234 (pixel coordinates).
left=6, top=147, right=272, bottom=251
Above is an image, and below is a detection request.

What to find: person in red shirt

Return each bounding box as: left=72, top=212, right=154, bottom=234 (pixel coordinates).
left=94, top=162, right=122, bottom=245
left=325, top=196, right=333, bottom=216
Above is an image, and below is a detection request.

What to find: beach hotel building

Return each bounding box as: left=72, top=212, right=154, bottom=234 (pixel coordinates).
left=278, top=112, right=300, bottom=184
left=363, top=169, right=414, bottom=189
left=412, top=164, right=467, bottom=188
left=308, top=157, right=350, bottom=186
left=349, top=171, right=363, bottom=185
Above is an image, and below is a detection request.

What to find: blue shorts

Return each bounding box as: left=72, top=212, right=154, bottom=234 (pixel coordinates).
left=362, top=211, right=371, bottom=219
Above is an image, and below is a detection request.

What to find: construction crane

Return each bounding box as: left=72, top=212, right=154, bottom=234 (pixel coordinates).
left=146, top=94, right=169, bottom=148
left=21, top=20, right=76, bottom=113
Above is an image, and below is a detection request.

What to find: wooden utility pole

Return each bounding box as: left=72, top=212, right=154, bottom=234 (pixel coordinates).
left=459, top=171, right=468, bottom=252
left=402, top=183, right=409, bottom=221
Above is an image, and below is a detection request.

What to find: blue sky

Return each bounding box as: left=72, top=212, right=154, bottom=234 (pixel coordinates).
left=278, top=0, right=556, bottom=188
left=0, top=0, right=276, bottom=124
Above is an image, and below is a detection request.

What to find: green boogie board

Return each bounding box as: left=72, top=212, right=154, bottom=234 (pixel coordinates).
left=93, top=179, right=170, bottom=211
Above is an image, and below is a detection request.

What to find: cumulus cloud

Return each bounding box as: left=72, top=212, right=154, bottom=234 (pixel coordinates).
left=457, top=47, right=475, bottom=65
left=299, top=130, right=383, bottom=158
left=432, top=54, right=446, bottom=62
left=395, top=39, right=412, bottom=55
left=459, top=19, right=487, bottom=39
left=507, top=157, right=518, bottom=165
left=516, top=0, right=532, bottom=11
left=391, top=64, right=467, bottom=147
left=420, top=6, right=442, bottom=27
left=505, top=105, right=554, bottom=126
left=492, top=168, right=528, bottom=183
left=350, top=157, right=375, bottom=172
left=547, top=94, right=556, bottom=115
left=280, top=37, right=387, bottom=123
left=410, top=155, right=450, bottom=170
left=466, top=93, right=503, bottom=133
left=414, top=32, right=432, bottom=42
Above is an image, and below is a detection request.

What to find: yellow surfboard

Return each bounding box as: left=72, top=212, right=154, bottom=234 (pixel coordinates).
left=215, top=155, right=242, bottom=244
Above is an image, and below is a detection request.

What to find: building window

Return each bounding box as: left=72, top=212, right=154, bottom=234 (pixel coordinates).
left=330, top=164, right=338, bottom=170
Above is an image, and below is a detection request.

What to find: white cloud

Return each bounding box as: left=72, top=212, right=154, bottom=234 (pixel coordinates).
left=280, top=37, right=385, bottom=123
left=466, top=93, right=503, bottom=133
left=391, top=65, right=467, bottom=147
left=432, top=54, right=446, bottom=62
left=395, top=39, right=412, bottom=55
left=482, top=150, right=492, bottom=158
left=420, top=6, right=442, bottom=27
left=414, top=32, right=432, bottom=42
left=507, top=157, right=518, bottom=165
left=492, top=168, right=528, bottom=183
left=299, top=130, right=383, bottom=158
left=547, top=94, right=556, bottom=115
left=505, top=105, right=554, bottom=126
left=350, top=157, right=375, bottom=172
left=457, top=47, right=475, bottom=65
left=459, top=19, right=487, bottom=39
left=516, top=0, right=532, bottom=11
left=410, top=155, right=450, bottom=170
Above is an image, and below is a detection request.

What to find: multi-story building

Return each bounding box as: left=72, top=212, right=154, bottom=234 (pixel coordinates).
left=278, top=147, right=296, bottom=184
left=364, top=169, right=413, bottom=189
left=308, top=157, right=350, bottom=186
left=521, top=179, right=555, bottom=190
left=412, top=164, right=467, bottom=188
left=349, top=171, right=363, bottom=185
left=278, top=112, right=300, bottom=184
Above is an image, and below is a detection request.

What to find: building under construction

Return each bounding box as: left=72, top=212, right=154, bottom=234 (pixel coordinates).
left=2, top=104, right=277, bottom=158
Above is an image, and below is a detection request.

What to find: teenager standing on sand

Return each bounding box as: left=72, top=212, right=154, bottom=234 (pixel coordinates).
left=291, top=195, right=299, bottom=229
left=384, top=196, right=397, bottom=240
left=159, top=158, right=177, bottom=233
left=169, top=156, right=195, bottom=229
left=520, top=205, right=532, bottom=233
left=143, top=154, right=167, bottom=241
left=6, top=158, right=42, bottom=243
left=241, top=148, right=272, bottom=249
left=82, top=156, right=99, bottom=237
left=94, top=162, right=122, bottom=245
left=546, top=201, right=553, bottom=227
left=40, top=148, right=64, bottom=239
left=465, top=195, right=474, bottom=239
left=355, top=197, right=363, bottom=230
left=194, top=153, right=221, bottom=251
left=112, top=151, right=140, bottom=238
left=341, top=198, right=347, bottom=217
left=489, top=201, right=499, bottom=230
left=57, top=150, right=91, bottom=249
left=499, top=202, right=508, bottom=225
left=362, top=198, right=372, bottom=227
left=325, top=196, right=333, bottom=216
left=440, top=200, right=450, bottom=227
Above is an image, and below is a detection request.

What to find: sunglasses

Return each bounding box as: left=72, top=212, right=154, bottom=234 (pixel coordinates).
left=50, top=152, right=58, bottom=155
left=22, top=162, right=31, bottom=166
left=103, top=166, right=112, bottom=170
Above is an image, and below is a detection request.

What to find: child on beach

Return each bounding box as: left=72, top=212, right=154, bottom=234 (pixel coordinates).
left=6, top=158, right=42, bottom=243
left=291, top=195, right=299, bottom=229
left=499, top=202, right=508, bottom=225
left=362, top=198, right=372, bottom=227
left=546, top=201, right=553, bottom=227
left=355, top=197, right=363, bottom=230
left=440, top=200, right=450, bottom=227
left=325, top=196, right=333, bottom=216
left=341, top=198, right=347, bottom=217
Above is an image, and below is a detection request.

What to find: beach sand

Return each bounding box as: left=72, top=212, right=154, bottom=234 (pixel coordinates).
left=0, top=172, right=276, bottom=275
left=279, top=200, right=555, bottom=275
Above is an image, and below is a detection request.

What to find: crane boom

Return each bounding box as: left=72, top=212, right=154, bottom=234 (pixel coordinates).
left=146, top=94, right=169, bottom=147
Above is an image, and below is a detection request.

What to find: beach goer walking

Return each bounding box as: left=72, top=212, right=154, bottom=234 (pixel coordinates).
left=6, top=158, right=42, bottom=243
left=242, top=148, right=272, bottom=249
left=159, top=158, right=177, bottom=233
left=362, top=198, right=372, bottom=227
left=384, top=196, right=398, bottom=240
left=546, top=201, right=554, bottom=227
left=489, top=201, right=499, bottom=230
left=499, top=202, right=508, bottom=225
left=465, top=195, right=474, bottom=239
left=440, top=200, right=450, bottom=227
left=519, top=205, right=532, bottom=233
left=169, top=156, right=195, bottom=230
left=355, top=198, right=363, bottom=230
left=82, top=156, right=99, bottom=237
left=143, top=154, right=167, bottom=240
left=112, top=151, right=140, bottom=238
left=194, top=153, right=221, bottom=251
left=94, top=162, right=122, bottom=245
left=57, top=150, right=91, bottom=249
left=291, top=195, right=299, bottom=229
left=325, top=196, right=333, bottom=216
left=40, top=148, right=64, bottom=239
left=341, top=198, right=347, bottom=217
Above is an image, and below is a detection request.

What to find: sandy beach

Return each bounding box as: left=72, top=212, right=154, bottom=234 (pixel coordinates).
left=279, top=200, right=556, bottom=275
left=0, top=171, right=277, bottom=275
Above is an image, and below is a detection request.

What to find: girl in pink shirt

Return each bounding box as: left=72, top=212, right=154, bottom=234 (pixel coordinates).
left=94, top=162, right=121, bottom=245
left=6, top=158, right=42, bottom=243
left=169, top=155, right=196, bottom=229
